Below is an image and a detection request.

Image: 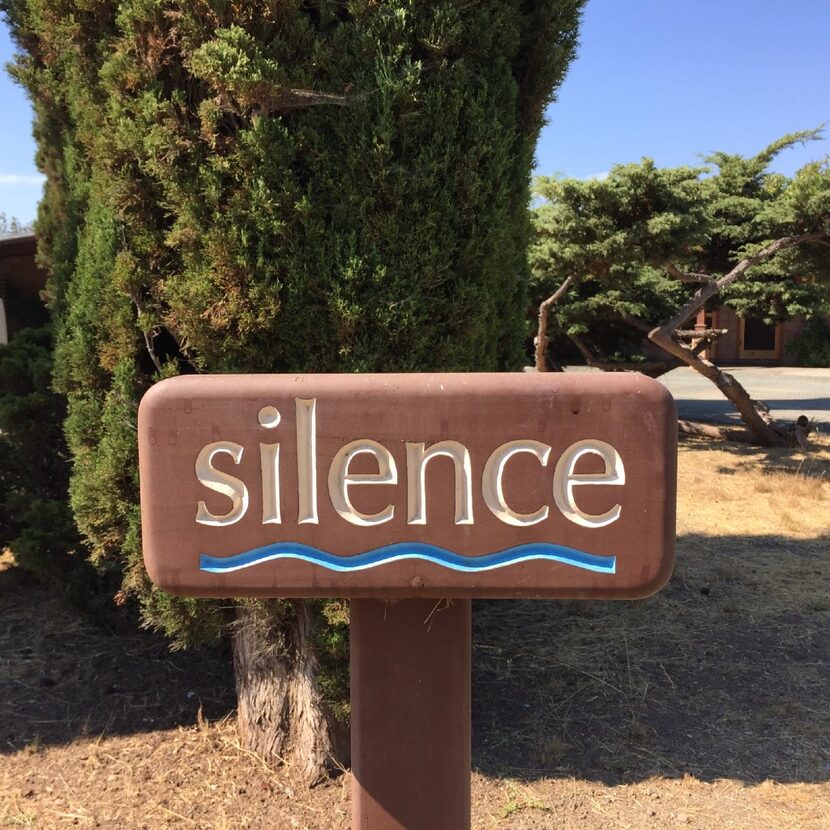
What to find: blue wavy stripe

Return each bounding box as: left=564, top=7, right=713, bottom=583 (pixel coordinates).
left=199, top=542, right=616, bottom=575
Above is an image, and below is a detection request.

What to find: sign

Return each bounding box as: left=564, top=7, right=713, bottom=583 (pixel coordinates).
left=138, top=372, right=676, bottom=599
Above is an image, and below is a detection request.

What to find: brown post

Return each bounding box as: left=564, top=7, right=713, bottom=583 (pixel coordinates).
left=351, top=598, right=471, bottom=830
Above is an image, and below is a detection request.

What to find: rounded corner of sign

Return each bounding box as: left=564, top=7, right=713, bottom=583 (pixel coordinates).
left=633, top=551, right=676, bottom=599
left=659, top=389, right=679, bottom=424
left=634, top=374, right=675, bottom=406
left=138, top=376, right=181, bottom=417
left=142, top=552, right=174, bottom=594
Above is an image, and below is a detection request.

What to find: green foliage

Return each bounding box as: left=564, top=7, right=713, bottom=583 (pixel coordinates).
left=786, top=317, right=830, bottom=367
left=0, top=326, right=78, bottom=580
left=2, top=0, right=584, bottom=707
left=531, top=131, right=830, bottom=366
left=314, top=599, right=350, bottom=722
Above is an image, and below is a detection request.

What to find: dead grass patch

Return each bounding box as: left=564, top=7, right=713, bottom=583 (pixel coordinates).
left=677, top=431, right=830, bottom=538
left=0, top=719, right=351, bottom=829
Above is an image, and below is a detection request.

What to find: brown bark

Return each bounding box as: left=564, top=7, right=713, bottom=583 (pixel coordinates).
left=232, top=601, right=347, bottom=785
left=677, top=419, right=754, bottom=443
left=678, top=418, right=812, bottom=448
left=666, top=262, right=716, bottom=284
left=675, top=328, right=728, bottom=340
left=535, top=275, right=575, bottom=371
left=650, top=332, right=783, bottom=446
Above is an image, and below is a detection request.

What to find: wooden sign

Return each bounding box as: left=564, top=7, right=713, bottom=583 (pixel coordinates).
left=138, top=373, right=676, bottom=599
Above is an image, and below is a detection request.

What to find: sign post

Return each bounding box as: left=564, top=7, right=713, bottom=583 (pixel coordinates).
left=351, top=598, right=471, bottom=828
left=138, top=372, right=676, bottom=829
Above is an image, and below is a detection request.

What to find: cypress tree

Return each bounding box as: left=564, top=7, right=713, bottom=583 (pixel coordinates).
left=3, top=0, right=584, bottom=779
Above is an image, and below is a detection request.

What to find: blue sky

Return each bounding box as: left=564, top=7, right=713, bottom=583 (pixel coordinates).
left=2, top=0, right=829, bottom=225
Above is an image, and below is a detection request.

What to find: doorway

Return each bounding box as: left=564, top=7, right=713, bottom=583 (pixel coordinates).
left=738, top=316, right=781, bottom=360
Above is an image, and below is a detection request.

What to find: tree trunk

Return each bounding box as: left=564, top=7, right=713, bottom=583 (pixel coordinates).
left=232, top=600, right=347, bottom=784
left=535, top=275, right=575, bottom=371
left=649, top=328, right=784, bottom=446
left=645, top=234, right=823, bottom=446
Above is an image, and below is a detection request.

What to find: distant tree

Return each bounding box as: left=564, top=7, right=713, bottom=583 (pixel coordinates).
left=4, top=0, right=585, bottom=781
left=0, top=213, right=33, bottom=236
left=531, top=130, right=830, bottom=446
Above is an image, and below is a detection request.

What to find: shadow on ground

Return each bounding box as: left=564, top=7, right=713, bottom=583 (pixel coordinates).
left=705, top=429, right=830, bottom=477
left=472, top=533, right=830, bottom=786
left=674, top=397, right=830, bottom=427
left=4, top=532, right=828, bottom=788
left=1, top=567, right=235, bottom=753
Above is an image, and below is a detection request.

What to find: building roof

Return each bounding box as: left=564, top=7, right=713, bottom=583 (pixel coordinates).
left=0, top=231, right=36, bottom=247
left=0, top=232, right=46, bottom=296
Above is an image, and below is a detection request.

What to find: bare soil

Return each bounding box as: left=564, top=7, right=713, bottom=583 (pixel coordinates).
left=2, top=434, right=829, bottom=829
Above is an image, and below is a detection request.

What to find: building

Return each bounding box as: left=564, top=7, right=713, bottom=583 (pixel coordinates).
left=0, top=232, right=48, bottom=343
left=692, top=306, right=829, bottom=365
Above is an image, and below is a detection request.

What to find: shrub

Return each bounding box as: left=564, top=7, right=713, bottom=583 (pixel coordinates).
left=786, top=317, right=830, bottom=367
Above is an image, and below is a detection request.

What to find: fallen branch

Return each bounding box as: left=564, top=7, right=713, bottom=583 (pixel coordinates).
left=678, top=416, right=813, bottom=449
left=677, top=420, right=755, bottom=443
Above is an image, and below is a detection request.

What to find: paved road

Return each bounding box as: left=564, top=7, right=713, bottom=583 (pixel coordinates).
left=656, top=366, right=830, bottom=427
left=548, top=365, right=830, bottom=426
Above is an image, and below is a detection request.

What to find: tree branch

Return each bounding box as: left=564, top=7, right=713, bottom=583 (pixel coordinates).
left=666, top=262, right=716, bottom=284
left=675, top=328, right=728, bottom=340
left=647, top=232, right=827, bottom=445
left=131, top=294, right=163, bottom=374
left=565, top=334, right=668, bottom=374
left=648, top=327, right=783, bottom=445
left=567, top=333, right=596, bottom=366
left=535, top=275, right=575, bottom=371
left=651, top=239, right=819, bottom=444
left=677, top=420, right=755, bottom=443
left=653, top=232, right=824, bottom=339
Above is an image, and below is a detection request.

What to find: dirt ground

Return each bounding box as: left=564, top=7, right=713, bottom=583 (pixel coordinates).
left=1, top=433, right=829, bottom=829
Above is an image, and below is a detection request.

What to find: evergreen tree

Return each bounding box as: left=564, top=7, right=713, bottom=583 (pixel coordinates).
left=0, top=213, right=34, bottom=235
left=3, top=0, right=584, bottom=779
left=531, top=131, right=830, bottom=445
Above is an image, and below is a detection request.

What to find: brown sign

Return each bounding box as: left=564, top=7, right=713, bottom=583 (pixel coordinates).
left=138, top=373, right=676, bottom=599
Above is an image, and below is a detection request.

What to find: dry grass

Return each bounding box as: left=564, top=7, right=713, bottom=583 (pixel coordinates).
left=473, top=776, right=830, bottom=830
left=677, top=430, right=830, bottom=539
left=0, top=718, right=351, bottom=829
left=1, top=434, right=829, bottom=828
